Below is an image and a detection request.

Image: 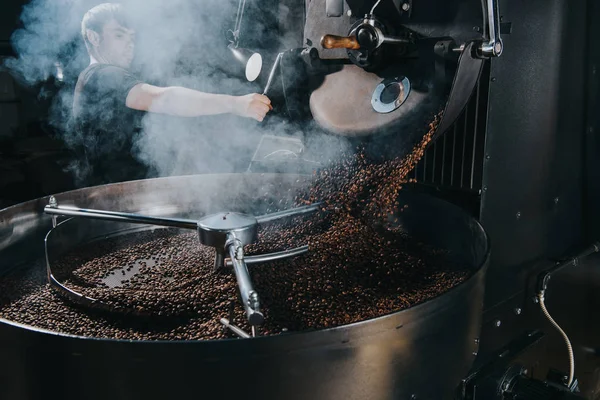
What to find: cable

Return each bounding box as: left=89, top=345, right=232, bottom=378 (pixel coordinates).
left=537, top=291, right=575, bottom=387
left=370, top=0, right=383, bottom=15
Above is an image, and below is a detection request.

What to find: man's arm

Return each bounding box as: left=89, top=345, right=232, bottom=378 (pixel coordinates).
left=125, top=83, right=272, bottom=122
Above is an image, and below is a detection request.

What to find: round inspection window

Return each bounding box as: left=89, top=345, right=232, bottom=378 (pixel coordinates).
left=371, top=76, right=411, bottom=114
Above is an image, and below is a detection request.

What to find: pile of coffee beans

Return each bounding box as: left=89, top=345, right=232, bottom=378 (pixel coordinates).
left=0, top=113, right=472, bottom=340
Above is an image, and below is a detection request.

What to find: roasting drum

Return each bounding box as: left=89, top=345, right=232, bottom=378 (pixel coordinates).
left=0, top=173, right=489, bottom=400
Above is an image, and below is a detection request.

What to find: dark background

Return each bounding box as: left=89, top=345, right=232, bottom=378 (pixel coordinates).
left=0, top=0, right=295, bottom=209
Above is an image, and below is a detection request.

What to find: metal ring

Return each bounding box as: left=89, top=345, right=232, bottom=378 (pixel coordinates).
left=371, top=76, right=411, bottom=114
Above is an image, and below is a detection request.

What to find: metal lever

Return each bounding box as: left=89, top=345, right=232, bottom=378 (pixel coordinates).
left=321, top=15, right=409, bottom=51
left=226, top=233, right=264, bottom=327
left=478, top=0, right=503, bottom=57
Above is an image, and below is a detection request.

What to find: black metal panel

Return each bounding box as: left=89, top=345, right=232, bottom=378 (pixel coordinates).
left=412, top=62, right=489, bottom=217
left=414, top=61, right=489, bottom=193
left=584, top=0, right=600, bottom=243
left=479, top=0, right=588, bottom=309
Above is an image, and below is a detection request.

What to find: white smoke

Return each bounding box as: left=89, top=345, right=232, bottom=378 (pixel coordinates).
left=4, top=0, right=350, bottom=188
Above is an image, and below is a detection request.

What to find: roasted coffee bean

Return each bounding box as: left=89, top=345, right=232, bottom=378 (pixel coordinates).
left=0, top=113, right=470, bottom=340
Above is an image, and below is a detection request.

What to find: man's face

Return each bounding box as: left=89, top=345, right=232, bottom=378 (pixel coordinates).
left=97, top=19, right=135, bottom=68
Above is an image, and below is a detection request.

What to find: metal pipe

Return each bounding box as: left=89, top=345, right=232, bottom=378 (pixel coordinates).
left=255, top=203, right=321, bottom=225
left=225, top=245, right=309, bottom=267
left=226, top=234, right=264, bottom=326
left=44, top=204, right=198, bottom=230
left=220, top=318, right=251, bottom=339
left=262, top=52, right=283, bottom=96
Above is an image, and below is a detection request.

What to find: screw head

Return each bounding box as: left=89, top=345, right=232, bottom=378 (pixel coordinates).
left=347, top=9, right=352, bottom=16
left=402, top=3, right=411, bottom=11
left=514, top=307, right=522, bottom=315
left=516, top=212, right=521, bottom=219
left=495, top=319, right=502, bottom=327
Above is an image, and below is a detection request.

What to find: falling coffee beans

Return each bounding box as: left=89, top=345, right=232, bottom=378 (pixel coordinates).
left=0, top=113, right=471, bottom=340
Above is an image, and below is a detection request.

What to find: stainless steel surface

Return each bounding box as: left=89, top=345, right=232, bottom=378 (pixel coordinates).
left=478, top=0, right=503, bottom=57
left=220, top=318, right=251, bottom=339
left=44, top=198, right=198, bottom=230
left=226, top=233, right=264, bottom=326
left=371, top=76, right=411, bottom=114
left=197, top=212, right=258, bottom=248
left=225, top=245, right=309, bottom=267
left=255, top=203, right=320, bottom=224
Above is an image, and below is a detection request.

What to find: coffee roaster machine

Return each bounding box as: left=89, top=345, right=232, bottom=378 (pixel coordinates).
left=0, top=0, right=599, bottom=399
left=253, top=0, right=600, bottom=397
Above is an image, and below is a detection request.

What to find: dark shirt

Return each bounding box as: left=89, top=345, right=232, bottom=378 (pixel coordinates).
left=72, top=63, right=150, bottom=186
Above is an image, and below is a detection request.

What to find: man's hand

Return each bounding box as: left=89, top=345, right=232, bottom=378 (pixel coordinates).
left=232, top=93, right=272, bottom=122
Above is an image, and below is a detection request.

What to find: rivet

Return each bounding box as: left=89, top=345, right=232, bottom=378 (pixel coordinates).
left=402, top=3, right=411, bottom=11
left=514, top=307, right=522, bottom=315
left=516, top=212, right=521, bottom=219
left=495, top=319, right=502, bottom=327
left=347, top=9, right=352, bottom=16
left=491, top=77, right=497, bottom=82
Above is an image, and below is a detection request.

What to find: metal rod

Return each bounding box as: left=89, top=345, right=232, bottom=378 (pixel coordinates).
left=225, top=245, right=309, bottom=267
left=227, top=234, right=264, bottom=326
left=220, top=318, right=251, bottom=339
left=263, top=52, right=284, bottom=96
left=381, top=36, right=411, bottom=46
left=44, top=205, right=198, bottom=230
left=255, top=203, right=321, bottom=225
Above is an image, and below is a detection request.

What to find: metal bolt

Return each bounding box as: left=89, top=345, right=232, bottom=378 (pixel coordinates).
left=472, top=351, right=478, bottom=356
left=500, top=16, right=504, bottom=22
left=411, top=395, right=417, bottom=400
left=473, top=26, right=481, bottom=32
left=491, top=77, right=497, bottom=82
left=485, top=154, right=491, bottom=160
left=554, top=197, right=559, bottom=205
left=523, top=369, right=528, bottom=375
left=482, top=186, right=488, bottom=192
left=516, top=212, right=521, bottom=219
left=474, top=338, right=480, bottom=344
left=402, top=3, right=411, bottom=11
left=347, top=9, right=352, bottom=16
left=515, top=307, right=522, bottom=315
left=532, top=296, right=539, bottom=304
left=495, top=320, right=502, bottom=327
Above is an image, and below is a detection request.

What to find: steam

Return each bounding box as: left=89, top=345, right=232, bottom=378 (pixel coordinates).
left=4, top=0, right=351, bottom=191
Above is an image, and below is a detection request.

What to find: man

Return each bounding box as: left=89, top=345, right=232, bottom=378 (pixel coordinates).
left=72, top=3, right=272, bottom=186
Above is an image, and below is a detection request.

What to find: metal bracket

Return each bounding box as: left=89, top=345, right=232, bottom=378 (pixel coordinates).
left=478, top=0, right=503, bottom=58
left=326, top=0, right=344, bottom=17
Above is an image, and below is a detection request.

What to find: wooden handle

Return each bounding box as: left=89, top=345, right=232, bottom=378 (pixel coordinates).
left=321, top=34, right=361, bottom=50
